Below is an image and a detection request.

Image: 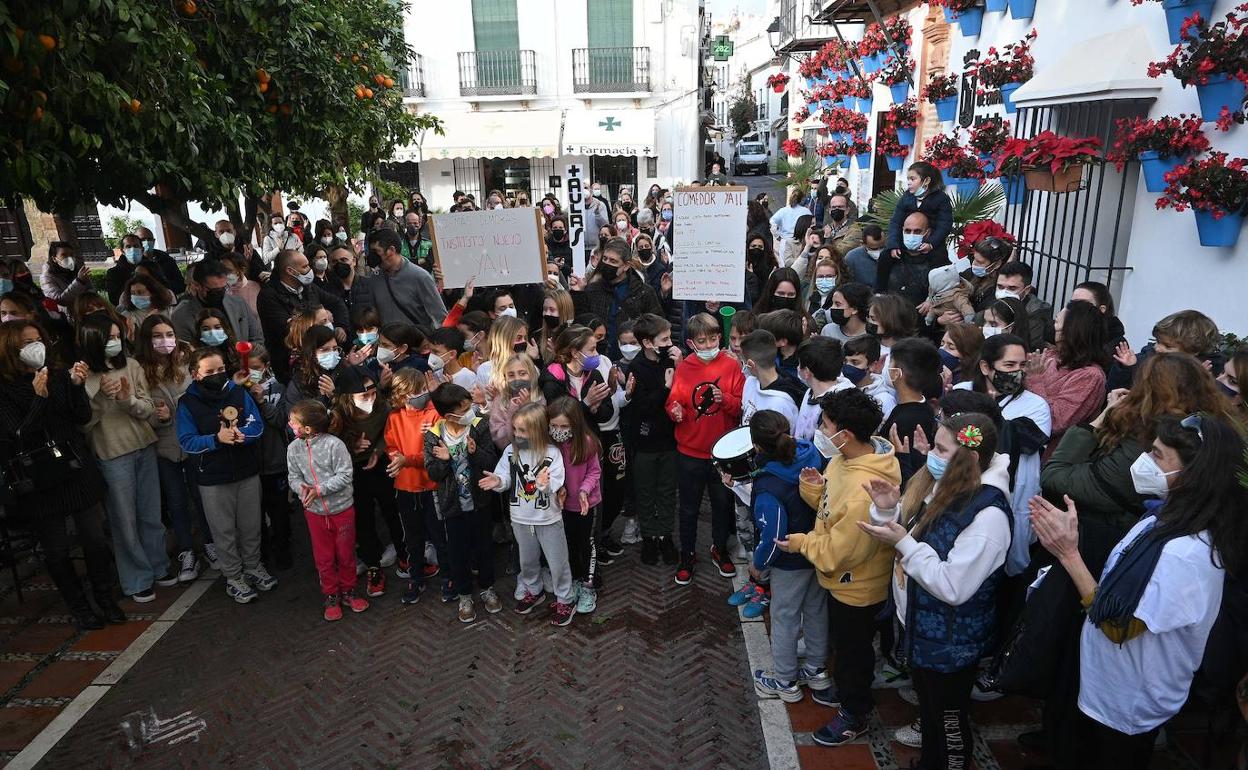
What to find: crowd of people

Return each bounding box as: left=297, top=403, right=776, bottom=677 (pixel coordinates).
left=1, top=162, right=1245, bottom=769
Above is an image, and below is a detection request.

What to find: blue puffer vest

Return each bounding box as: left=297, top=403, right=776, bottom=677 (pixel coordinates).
left=179, top=383, right=261, bottom=486
left=905, top=485, right=1012, bottom=673
left=750, top=472, right=817, bottom=571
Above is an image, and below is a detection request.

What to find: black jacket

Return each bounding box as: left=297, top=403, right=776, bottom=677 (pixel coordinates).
left=422, top=417, right=499, bottom=518
left=620, top=352, right=676, bottom=452
left=105, top=256, right=181, bottom=306
left=886, top=190, right=954, bottom=263
left=877, top=250, right=945, bottom=305
left=256, top=279, right=350, bottom=383
left=538, top=361, right=613, bottom=432
left=571, top=271, right=663, bottom=358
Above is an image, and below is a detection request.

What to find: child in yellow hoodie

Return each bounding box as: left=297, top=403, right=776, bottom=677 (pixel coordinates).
left=777, top=388, right=901, bottom=747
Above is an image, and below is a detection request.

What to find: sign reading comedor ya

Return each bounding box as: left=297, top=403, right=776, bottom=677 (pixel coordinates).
left=671, top=186, right=748, bottom=302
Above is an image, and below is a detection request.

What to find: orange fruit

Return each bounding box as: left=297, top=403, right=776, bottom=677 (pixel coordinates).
left=354, top=85, right=365, bottom=98
left=129, top=98, right=141, bottom=113
left=383, top=76, right=394, bottom=88
left=363, top=87, right=373, bottom=99
left=351, top=54, right=360, bottom=63
left=181, top=0, right=197, bottom=14
left=256, top=68, right=270, bottom=83
left=266, top=104, right=278, bottom=114
left=38, top=34, right=56, bottom=51
left=258, top=81, right=269, bottom=93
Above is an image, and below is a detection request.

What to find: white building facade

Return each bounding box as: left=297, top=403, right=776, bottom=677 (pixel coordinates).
left=771, top=0, right=1248, bottom=346
left=392, top=0, right=704, bottom=208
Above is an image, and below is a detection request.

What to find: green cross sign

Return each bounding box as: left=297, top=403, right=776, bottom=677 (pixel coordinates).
left=599, top=116, right=621, bottom=131
left=712, top=36, right=734, bottom=61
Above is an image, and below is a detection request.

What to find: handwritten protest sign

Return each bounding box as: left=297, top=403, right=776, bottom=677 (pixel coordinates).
left=430, top=208, right=547, bottom=289
left=564, top=163, right=589, bottom=277
left=671, top=186, right=748, bottom=302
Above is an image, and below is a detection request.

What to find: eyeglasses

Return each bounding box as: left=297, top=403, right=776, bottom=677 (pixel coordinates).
left=1179, top=413, right=1205, bottom=443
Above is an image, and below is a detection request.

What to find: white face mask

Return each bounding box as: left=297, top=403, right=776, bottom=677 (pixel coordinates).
left=619, top=343, right=641, bottom=362
left=248, top=368, right=265, bottom=383
left=982, top=325, right=1003, bottom=338
left=427, top=352, right=446, bottom=372
left=56, top=256, right=76, bottom=270
left=272, top=222, right=285, bottom=234
left=313, top=258, right=329, bottom=272
left=218, top=232, right=236, bottom=247
left=319, top=237, right=333, bottom=246
left=376, top=346, right=397, bottom=364
left=866, top=248, right=882, bottom=260
left=813, top=428, right=845, bottom=459
left=19, top=341, right=46, bottom=369
left=293, top=268, right=315, bottom=286
left=104, top=339, right=123, bottom=359
left=694, top=347, right=719, bottom=362
left=1130, top=453, right=1179, bottom=498
left=498, top=307, right=517, bottom=319
left=995, top=288, right=1021, bottom=301
left=352, top=395, right=375, bottom=414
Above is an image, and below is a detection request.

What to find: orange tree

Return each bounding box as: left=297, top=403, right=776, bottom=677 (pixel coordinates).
left=0, top=0, right=439, bottom=241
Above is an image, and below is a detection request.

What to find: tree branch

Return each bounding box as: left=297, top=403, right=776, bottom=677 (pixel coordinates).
left=133, top=190, right=215, bottom=244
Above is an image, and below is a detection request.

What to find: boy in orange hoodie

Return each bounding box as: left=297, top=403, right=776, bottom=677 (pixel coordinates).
left=665, top=312, right=745, bottom=586
left=384, top=370, right=446, bottom=604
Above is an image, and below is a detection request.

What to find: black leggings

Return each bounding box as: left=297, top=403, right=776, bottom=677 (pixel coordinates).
left=598, top=429, right=627, bottom=540
left=351, top=463, right=402, bottom=567
left=912, top=664, right=978, bottom=770
left=563, top=505, right=598, bottom=585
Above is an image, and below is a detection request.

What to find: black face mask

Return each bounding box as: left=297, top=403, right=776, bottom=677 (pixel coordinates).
left=203, top=288, right=226, bottom=309
left=637, top=248, right=653, bottom=261
left=366, top=250, right=383, bottom=269
left=598, top=262, right=621, bottom=283
left=332, top=262, right=353, bottom=279
left=771, top=296, right=798, bottom=311
left=620, top=201, right=634, bottom=212
left=405, top=225, right=419, bottom=238
left=550, top=229, right=567, bottom=242
left=865, top=321, right=880, bottom=336
left=596, top=339, right=608, bottom=355
left=512, top=341, right=529, bottom=354
left=543, top=314, right=561, bottom=329
left=828, top=308, right=849, bottom=327
left=992, top=369, right=1025, bottom=396
left=200, top=372, right=229, bottom=394
left=828, top=209, right=847, bottom=223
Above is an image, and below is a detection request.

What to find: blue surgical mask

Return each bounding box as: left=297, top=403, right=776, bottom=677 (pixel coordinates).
left=130, top=294, right=151, bottom=310
left=200, top=328, right=228, bottom=346
left=971, top=264, right=990, bottom=278
left=580, top=352, right=601, bottom=371
left=0, top=278, right=12, bottom=295
left=903, top=233, right=924, bottom=251
left=915, top=185, right=928, bottom=198
left=926, top=451, right=949, bottom=480
left=358, top=331, right=379, bottom=346
left=124, top=247, right=143, bottom=265
left=815, top=277, right=837, bottom=294
left=317, top=350, right=341, bottom=370
left=661, top=210, right=673, bottom=222
left=841, top=364, right=868, bottom=384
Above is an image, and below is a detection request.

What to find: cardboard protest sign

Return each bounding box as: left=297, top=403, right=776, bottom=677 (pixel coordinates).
left=671, top=186, right=748, bottom=302
left=430, top=208, right=546, bottom=289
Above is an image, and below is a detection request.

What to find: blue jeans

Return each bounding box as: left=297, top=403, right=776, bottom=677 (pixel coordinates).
left=99, top=446, right=169, bottom=595
left=156, top=456, right=209, bottom=553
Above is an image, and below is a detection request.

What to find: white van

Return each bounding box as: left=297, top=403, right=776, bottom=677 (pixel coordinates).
left=732, top=141, right=770, bottom=176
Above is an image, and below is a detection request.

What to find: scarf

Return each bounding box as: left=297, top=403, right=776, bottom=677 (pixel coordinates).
left=1088, top=504, right=1177, bottom=639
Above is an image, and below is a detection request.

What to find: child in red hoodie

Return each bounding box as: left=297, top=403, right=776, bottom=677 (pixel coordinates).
left=384, top=370, right=446, bottom=605
left=665, top=312, right=745, bottom=585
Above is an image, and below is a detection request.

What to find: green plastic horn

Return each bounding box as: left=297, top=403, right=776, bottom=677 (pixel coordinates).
left=719, top=305, right=736, bottom=339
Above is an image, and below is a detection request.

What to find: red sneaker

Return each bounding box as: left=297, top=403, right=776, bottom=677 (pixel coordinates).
left=395, top=558, right=411, bottom=579
left=710, top=546, right=736, bottom=578
left=366, top=567, right=385, bottom=597
left=674, top=555, right=696, bottom=586
left=323, top=594, right=342, bottom=622
left=340, top=590, right=369, bottom=613
left=421, top=563, right=440, bottom=579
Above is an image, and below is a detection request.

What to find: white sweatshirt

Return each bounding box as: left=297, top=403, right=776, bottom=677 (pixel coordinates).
left=492, top=445, right=566, bottom=526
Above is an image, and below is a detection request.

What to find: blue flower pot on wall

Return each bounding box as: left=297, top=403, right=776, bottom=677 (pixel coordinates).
left=1009, top=0, right=1037, bottom=19
left=1001, top=176, right=1027, bottom=205
left=831, top=131, right=851, bottom=143
left=836, top=155, right=851, bottom=168
left=943, top=7, right=956, bottom=23
left=947, top=176, right=983, bottom=198
left=897, top=126, right=916, bottom=146
left=823, top=155, right=837, bottom=167
left=986, top=0, right=1008, bottom=11
left=1195, top=73, right=1248, bottom=123
left=958, top=7, right=985, bottom=36
left=887, top=155, right=906, bottom=172
left=1193, top=210, right=1244, bottom=247
left=1000, top=82, right=1022, bottom=113
left=1138, top=151, right=1186, bottom=193
left=979, top=153, right=996, bottom=175
left=890, top=82, right=910, bottom=104
left=1162, top=0, right=1215, bottom=45
left=855, top=154, right=872, bottom=170
left=934, top=95, right=959, bottom=122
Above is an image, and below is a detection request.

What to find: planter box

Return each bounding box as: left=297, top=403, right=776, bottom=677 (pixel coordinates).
left=934, top=95, right=959, bottom=122
left=855, top=154, right=871, bottom=170
left=1025, top=165, right=1085, bottom=193
left=897, top=126, right=916, bottom=146
left=1009, top=0, right=1037, bottom=19
left=958, top=7, right=985, bottom=36
left=1195, top=73, right=1248, bottom=124
left=889, top=82, right=910, bottom=104
left=987, top=0, right=1008, bottom=11
left=1163, top=0, right=1215, bottom=45
left=1193, top=209, right=1244, bottom=247
left=886, top=155, right=907, bottom=172
left=1138, top=150, right=1186, bottom=193
left=858, top=96, right=874, bottom=114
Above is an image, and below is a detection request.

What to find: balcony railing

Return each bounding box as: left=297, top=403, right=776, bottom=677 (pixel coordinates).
left=572, top=47, right=651, bottom=93
left=776, top=0, right=833, bottom=51
left=457, top=49, right=537, bottom=97
left=401, top=53, right=425, bottom=98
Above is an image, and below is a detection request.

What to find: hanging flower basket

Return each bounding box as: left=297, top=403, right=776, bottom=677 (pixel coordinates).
left=767, top=73, right=791, bottom=94
left=856, top=154, right=872, bottom=170
left=959, top=7, right=985, bottom=35
left=890, top=82, right=911, bottom=104
left=859, top=95, right=875, bottom=113
left=1009, top=0, right=1037, bottom=19
left=1156, top=0, right=1217, bottom=46
left=1139, top=151, right=1189, bottom=192
left=1148, top=8, right=1248, bottom=126
left=897, top=126, right=916, bottom=146
left=1156, top=151, right=1248, bottom=247
left=1107, top=114, right=1210, bottom=192
left=781, top=139, right=806, bottom=159
left=1017, top=130, right=1102, bottom=193
left=935, top=96, right=959, bottom=122
left=972, top=30, right=1037, bottom=115
left=886, top=154, right=907, bottom=172
left=1195, top=73, right=1248, bottom=124
left=1024, top=165, right=1085, bottom=193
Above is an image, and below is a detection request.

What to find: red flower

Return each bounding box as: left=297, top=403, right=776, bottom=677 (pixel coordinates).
left=781, top=138, right=805, bottom=157
left=1106, top=115, right=1211, bottom=170
left=1156, top=151, right=1248, bottom=216
left=957, top=220, right=1016, bottom=258
left=970, top=31, right=1038, bottom=89
left=921, top=73, right=959, bottom=102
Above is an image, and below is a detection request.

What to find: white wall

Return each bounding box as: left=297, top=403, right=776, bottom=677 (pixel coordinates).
left=942, top=0, right=1248, bottom=344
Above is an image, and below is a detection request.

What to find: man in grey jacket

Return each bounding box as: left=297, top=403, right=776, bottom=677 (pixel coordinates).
left=359, top=228, right=447, bottom=328
left=171, top=259, right=264, bottom=346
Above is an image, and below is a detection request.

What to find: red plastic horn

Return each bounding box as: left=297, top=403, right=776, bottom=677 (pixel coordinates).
left=235, top=341, right=253, bottom=356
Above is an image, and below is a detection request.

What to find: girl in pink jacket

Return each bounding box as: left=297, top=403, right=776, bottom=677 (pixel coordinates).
left=547, top=397, right=602, bottom=615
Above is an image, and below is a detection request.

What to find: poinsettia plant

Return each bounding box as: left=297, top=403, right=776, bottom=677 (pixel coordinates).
left=1021, top=131, right=1103, bottom=174
left=1148, top=5, right=1248, bottom=129
left=922, top=73, right=959, bottom=102
left=767, top=73, right=791, bottom=93
left=888, top=98, right=920, bottom=129
left=993, top=137, right=1032, bottom=177
left=878, top=56, right=915, bottom=87
left=972, top=29, right=1038, bottom=91
left=957, top=220, right=1017, bottom=258
left=1156, top=151, right=1248, bottom=217
left=1106, top=115, right=1211, bottom=170
left=821, top=106, right=869, bottom=134
left=782, top=138, right=806, bottom=157
left=968, top=118, right=1012, bottom=157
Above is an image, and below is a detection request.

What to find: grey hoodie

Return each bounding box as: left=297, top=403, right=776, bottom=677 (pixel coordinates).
left=286, top=432, right=354, bottom=516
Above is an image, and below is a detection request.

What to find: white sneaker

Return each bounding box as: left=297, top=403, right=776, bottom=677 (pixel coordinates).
left=356, top=557, right=366, bottom=576
left=894, top=719, right=922, bottom=748
left=971, top=671, right=1004, bottom=702
left=379, top=544, right=397, bottom=568
left=620, top=516, right=642, bottom=545
left=898, top=686, right=918, bottom=706
left=575, top=582, right=597, bottom=614
left=176, top=550, right=200, bottom=583
left=202, top=543, right=221, bottom=572
left=424, top=542, right=438, bottom=566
